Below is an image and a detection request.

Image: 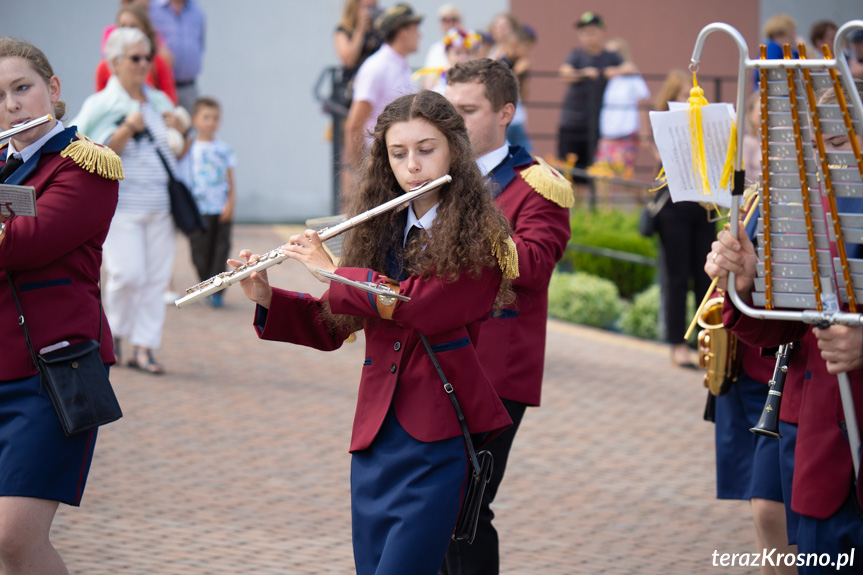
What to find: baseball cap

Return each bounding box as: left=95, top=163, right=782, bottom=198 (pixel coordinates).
left=575, top=12, right=604, bottom=29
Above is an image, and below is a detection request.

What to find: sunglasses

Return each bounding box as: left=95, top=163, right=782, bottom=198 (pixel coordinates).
left=440, top=16, right=460, bottom=24
left=127, top=54, right=154, bottom=64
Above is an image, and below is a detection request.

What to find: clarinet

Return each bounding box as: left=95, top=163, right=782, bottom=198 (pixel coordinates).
left=750, top=343, right=793, bottom=438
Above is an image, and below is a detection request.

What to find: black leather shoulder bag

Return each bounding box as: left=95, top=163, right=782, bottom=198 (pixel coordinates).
left=419, top=333, right=494, bottom=544
left=6, top=271, right=122, bottom=435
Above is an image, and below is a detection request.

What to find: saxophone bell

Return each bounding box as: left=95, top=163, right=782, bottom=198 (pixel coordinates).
left=696, top=296, right=739, bottom=396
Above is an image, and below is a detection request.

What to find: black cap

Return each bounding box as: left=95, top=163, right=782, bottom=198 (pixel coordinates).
left=376, top=3, right=423, bottom=38
left=575, top=12, right=604, bottom=29
left=852, top=30, right=863, bottom=43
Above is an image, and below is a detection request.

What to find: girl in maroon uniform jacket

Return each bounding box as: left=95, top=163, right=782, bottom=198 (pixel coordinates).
left=232, top=90, right=517, bottom=575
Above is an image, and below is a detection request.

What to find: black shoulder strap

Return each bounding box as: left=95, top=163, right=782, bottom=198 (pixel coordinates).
left=419, top=333, right=481, bottom=476
left=5, top=268, right=104, bottom=369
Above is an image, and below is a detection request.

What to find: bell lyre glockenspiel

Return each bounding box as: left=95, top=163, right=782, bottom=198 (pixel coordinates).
left=689, top=21, right=863, bottom=478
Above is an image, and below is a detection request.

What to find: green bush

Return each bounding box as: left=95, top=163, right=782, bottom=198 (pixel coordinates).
left=562, top=209, right=658, bottom=299
left=619, top=284, right=661, bottom=340
left=548, top=271, right=624, bottom=329
left=618, top=283, right=699, bottom=343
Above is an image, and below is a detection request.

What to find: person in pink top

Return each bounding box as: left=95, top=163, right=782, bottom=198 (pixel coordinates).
left=95, top=5, right=178, bottom=105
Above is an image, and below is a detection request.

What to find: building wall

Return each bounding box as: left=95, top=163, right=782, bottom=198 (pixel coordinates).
left=3, top=0, right=505, bottom=223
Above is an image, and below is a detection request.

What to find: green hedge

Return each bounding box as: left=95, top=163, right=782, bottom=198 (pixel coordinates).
left=562, top=209, right=658, bottom=299
left=619, top=284, right=661, bottom=340
left=548, top=271, right=624, bottom=329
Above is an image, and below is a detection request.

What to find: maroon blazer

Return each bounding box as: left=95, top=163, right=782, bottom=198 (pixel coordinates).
left=0, top=128, right=119, bottom=381
left=255, top=266, right=513, bottom=452
left=723, top=297, right=863, bottom=519
left=476, top=147, right=572, bottom=406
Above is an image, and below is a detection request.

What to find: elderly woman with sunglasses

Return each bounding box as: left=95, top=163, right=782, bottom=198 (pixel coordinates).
left=73, top=26, right=187, bottom=375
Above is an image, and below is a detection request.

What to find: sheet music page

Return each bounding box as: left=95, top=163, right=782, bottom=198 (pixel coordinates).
left=0, top=184, right=37, bottom=218
left=649, top=103, right=734, bottom=207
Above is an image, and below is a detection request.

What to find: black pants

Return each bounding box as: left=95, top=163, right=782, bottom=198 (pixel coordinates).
left=189, top=214, right=232, bottom=282
left=655, top=201, right=714, bottom=344
left=441, top=398, right=527, bottom=575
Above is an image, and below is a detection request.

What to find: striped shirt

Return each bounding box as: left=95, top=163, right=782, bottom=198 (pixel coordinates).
left=116, top=104, right=176, bottom=213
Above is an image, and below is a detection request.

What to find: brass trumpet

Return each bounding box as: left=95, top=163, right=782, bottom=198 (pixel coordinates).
left=697, top=296, right=739, bottom=396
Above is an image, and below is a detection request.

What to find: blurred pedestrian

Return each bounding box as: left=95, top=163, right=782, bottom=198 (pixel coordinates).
left=333, top=0, right=382, bottom=109
left=763, top=13, right=798, bottom=59
left=500, top=24, right=536, bottom=151
left=651, top=69, right=714, bottom=368
left=809, top=20, right=838, bottom=54
left=73, top=27, right=187, bottom=375
left=427, top=27, right=482, bottom=94
left=558, top=12, right=626, bottom=187
left=591, top=37, right=647, bottom=178
left=149, top=0, right=205, bottom=113
left=95, top=5, right=178, bottom=105
left=486, top=12, right=518, bottom=61
left=184, top=97, right=236, bottom=308
left=343, top=3, right=421, bottom=201
left=0, top=37, right=120, bottom=574
left=423, top=3, right=462, bottom=71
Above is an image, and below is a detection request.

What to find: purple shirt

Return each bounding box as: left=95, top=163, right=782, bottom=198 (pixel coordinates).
left=150, top=0, right=206, bottom=83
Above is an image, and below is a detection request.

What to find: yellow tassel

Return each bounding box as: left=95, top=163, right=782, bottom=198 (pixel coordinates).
left=719, top=121, right=737, bottom=190
left=60, top=133, right=124, bottom=181
left=411, top=66, right=445, bottom=80
left=491, top=235, right=519, bottom=280
left=649, top=167, right=667, bottom=193
left=688, top=73, right=710, bottom=195
left=520, top=157, right=575, bottom=208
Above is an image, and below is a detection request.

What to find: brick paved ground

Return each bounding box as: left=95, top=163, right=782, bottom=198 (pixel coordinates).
left=51, top=224, right=759, bottom=574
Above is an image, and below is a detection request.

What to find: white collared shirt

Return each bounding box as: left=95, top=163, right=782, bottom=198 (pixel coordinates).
left=7, top=120, right=64, bottom=163
left=404, top=202, right=439, bottom=246
left=476, top=143, right=509, bottom=177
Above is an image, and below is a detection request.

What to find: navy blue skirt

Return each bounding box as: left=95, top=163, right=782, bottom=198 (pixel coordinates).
left=351, top=407, right=467, bottom=575
left=714, top=369, right=784, bottom=502
left=0, top=372, right=102, bottom=506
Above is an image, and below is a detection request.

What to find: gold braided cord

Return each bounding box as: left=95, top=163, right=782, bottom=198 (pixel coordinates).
left=520, top=157, right=575, bottom=208
left=759, top=46, right=774, bottom=309
left=783, top=44, right=823, bottom=310
left=492, top=236, right=519, bottom=280
left=60, top=133, right=124, bottom=181
left=800, top=44, right=856, bottom=312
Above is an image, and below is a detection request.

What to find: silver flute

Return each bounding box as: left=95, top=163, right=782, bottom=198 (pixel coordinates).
left=0, top=115, right=53, bottom=144
left=175, top=175, right=452, bottom=308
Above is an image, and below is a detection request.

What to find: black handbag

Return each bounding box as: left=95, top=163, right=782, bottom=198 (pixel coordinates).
left=153, top=143, right=207, bottom=237
left=638, top=185, right=670, bottom=237
left=6, top=271, right=122, bottom=436
left=419, top=334, right=494, bottom=544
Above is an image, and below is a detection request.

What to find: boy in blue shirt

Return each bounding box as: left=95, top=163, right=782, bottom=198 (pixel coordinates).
left=186, top=96, right=236, bottom=307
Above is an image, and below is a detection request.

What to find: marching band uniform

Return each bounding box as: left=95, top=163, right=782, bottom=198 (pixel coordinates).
left=252, top=210, right=514, bottom=575
left=713, top=209, right=804, bottom=545
left=0, top=125, right=120, bottom=505
left=443, top=144, right=572, bottom=574
left=723, top=301, right=863, bottom=570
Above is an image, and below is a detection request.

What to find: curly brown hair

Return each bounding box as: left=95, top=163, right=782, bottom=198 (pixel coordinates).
left=330, top=90, right=515, bottom=332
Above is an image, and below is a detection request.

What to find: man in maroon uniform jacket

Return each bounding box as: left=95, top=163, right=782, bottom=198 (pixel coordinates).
left=444, top=58, right=573, bottom=575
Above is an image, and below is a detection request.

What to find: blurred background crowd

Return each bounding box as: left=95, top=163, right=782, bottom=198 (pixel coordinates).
left=4, top=1, right=863, bottom=366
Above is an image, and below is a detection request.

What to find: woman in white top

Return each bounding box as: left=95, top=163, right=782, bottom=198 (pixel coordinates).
left=74, top=27, right=187, bottom=375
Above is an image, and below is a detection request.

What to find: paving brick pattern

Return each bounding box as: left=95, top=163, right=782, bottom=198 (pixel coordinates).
left=50, top=224, right=759, bottom=574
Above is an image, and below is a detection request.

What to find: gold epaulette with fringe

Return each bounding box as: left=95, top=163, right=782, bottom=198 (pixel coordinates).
left=492, top=236, right=519, bottom=280
left=520, top=156, right=574, bottom=208
left=60, top=133, right=124, bottom=181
